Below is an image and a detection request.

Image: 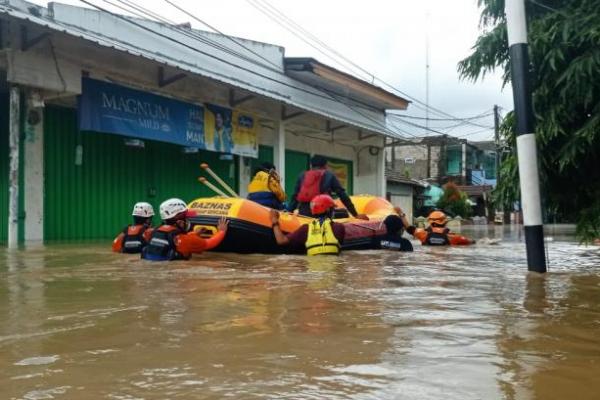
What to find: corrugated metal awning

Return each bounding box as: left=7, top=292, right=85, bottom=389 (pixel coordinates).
left=0, top=0, right=408, bottom=140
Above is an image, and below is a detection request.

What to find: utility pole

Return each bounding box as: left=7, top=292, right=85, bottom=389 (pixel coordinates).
left=505, top=0, right=547, bottom=273
left=493, top=105, right=500, bottom=185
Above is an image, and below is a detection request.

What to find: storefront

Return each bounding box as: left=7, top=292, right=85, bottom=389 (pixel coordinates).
left=0, top=1, right=409, bottom=245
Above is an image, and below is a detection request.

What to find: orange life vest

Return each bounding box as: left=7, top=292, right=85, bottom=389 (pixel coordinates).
left=424, top=226, right=451, bottom=246
left=141, top=225, right=188, bottom=261
left=297, top=170, right=326, bottom=202
left=121, top=224, right=150, bottom=253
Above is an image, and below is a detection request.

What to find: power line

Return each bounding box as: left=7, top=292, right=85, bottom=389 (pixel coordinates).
left=246, top=0, right=494, bottom=129
left=388, top=111, right=494, bottom=122
left=78, top=0, right=412, bottom=139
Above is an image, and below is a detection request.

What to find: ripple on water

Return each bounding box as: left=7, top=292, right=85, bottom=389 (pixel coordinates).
left=14, top=355, right=60, bottom=366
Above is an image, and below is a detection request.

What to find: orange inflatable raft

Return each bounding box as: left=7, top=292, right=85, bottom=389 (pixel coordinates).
left=187, top=195, right=395, bottom=253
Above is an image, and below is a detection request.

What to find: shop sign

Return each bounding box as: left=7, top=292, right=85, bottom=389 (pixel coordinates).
left=204, top=103, right=258, bottom=157
left=79, top=78, right=258, bottom=157
left=79, top=78, right=205, bottom=148
left=328, top=161, right=350, bottom=191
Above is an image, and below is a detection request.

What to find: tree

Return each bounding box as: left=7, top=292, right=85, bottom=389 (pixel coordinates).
left=459, top=0, right=600, bottom=241
left=437, top=182, right=472, bottom=218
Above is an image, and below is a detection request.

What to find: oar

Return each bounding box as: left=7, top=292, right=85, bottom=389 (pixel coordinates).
left=200, top=163, right=239, bottom=198
left=198, top=177, right=229, bottom=197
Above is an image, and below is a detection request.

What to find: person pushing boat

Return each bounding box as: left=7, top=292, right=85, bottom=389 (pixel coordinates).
left=142, top=198, right=229, bottom=261
left=406, top=210, right=473, bottom=246
left=270, top=194, right=344, bottom=255
left=112, top=202, right=155, bottom=254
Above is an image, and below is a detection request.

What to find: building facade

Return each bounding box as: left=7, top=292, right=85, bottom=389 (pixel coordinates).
left=0, top=0, right=409, bottom=245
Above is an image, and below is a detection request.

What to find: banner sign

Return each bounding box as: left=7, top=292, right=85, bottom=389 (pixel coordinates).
left=79, top=78, right=259, bottom=157
left=231, top=110, right=259, bottom=157
left=79, top=78, right=205, bottom=148
left=328, top=161, right=350, bottom=191
left=204, top=104, right=258, bottom=158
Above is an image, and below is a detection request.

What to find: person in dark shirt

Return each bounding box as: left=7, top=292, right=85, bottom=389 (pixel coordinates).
left=376, top=208, right=413, bottom=252
left=270, top=194, right=345, bottom=255
left=287, top=155, right=368, bottom=220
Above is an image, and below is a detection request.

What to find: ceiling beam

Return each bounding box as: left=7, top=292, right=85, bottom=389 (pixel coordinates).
left=21, top=26, right=50, bottom=51
left=281, top=106, right=304, bottom=122
left=229, top=89, right=254, bottom=107
left=158, top=66, right=186, bottom=88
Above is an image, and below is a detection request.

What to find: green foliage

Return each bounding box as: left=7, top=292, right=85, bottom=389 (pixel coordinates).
left=459, top=0, right=600, bottom=242
left=437, top=182, right=472, bottom=218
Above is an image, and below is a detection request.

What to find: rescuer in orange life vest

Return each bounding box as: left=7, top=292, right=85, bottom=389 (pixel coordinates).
left=406, top=210, right=474, bottom=246
left=270, top=194, right=345, bottom=255
left=141, top=198, right=229, bottom=261
left=112, top=202, right=155, bottom=254
left=287, top=155, right=368, bottom=220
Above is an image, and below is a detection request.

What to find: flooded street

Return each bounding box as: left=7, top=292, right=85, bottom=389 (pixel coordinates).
left=1, top=225, right=600, bottom=400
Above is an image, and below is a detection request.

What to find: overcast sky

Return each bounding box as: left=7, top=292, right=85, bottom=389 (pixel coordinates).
left=30, top=0, right=513, bottom=141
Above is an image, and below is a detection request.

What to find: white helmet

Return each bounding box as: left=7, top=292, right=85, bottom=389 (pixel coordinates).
left=132, top=202, right=154, bottom=217
left=159, top=198, right=188, bottom=220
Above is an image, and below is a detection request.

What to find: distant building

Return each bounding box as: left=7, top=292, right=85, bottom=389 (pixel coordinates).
left=385, top=135, right=498, bottom=218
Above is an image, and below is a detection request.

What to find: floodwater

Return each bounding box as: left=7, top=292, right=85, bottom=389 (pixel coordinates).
left=1, top=225, right=599, bottom=400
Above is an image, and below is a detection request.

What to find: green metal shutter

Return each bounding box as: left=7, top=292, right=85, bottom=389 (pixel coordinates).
left=44, top=106, right=238, bottom=241
left=0, top=94, right=8, bottom=243
left=249, top=145, right=274, bottom=174
left=45, top=106, right=149, bottom=240
left=284, top=150, right=309, bottom=197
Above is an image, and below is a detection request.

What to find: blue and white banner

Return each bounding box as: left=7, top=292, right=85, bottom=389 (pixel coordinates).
left=79, top=78, right=205, bottom=148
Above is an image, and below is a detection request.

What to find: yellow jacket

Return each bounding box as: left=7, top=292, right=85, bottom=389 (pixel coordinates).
left=305, top=219, right=340, bottom=256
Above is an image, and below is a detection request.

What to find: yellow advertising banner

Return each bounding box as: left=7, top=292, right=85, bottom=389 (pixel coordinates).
left=231, top=109, right=259, bottom=158
left=328, top=161, right=350, bottom=191
left=204, top=103, right=258, bottom=158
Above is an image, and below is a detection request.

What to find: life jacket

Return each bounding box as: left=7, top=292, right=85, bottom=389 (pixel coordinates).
left=121, top=224, right=150, bottom=254
left=297, top=169, right=326, bottom=202
left=305, top=219, right=340, bottom=256
left=248, top=171, right=270, bottom=193
left=267, top=170, right=286, bottom=202
left=424, top=226, right=451, bottom=246
left=141, top=225, right=189, bottom=261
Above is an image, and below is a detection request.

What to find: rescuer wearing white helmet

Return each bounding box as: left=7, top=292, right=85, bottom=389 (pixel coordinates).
left=112, top=202, right=155, bottom=254
left=141, top=198, right=229, bottom=261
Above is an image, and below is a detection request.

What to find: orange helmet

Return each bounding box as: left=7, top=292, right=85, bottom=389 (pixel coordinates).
left=310, top=194, right=336, bottom=215
left=427, top=210, right=448, bottom=226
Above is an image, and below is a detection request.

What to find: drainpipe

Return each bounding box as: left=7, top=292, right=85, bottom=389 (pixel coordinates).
left=506, top=0, right=546, bottom=272
left=8, top=86, right=20, bottom=248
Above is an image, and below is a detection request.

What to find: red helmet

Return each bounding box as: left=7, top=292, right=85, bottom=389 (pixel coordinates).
left=310, top=194, right=335, bottom=215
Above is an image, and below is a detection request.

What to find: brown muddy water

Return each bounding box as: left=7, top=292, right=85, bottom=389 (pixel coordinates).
left=1, top=225, right=599, bottom=400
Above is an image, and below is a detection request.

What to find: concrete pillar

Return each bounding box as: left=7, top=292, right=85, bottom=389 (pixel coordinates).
left=24, top=96, right=44, bottom=242
left=238, top=156, right=250, bottom=198
left=8, top=86, right=20, bottom=248
left=273, top=120, right=285, bottom=180
left=461, top=142, right=467, bottom=183
left=378, top=139, right=386, bottom=197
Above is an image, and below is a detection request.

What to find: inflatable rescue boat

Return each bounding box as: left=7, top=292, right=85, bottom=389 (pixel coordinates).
left=187, top=195, right=395, bottom=254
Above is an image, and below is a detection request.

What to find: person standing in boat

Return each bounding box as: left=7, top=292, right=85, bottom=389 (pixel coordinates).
left=112, top=202, right=155, bottom=254
left=406, top=210, right=473, bottom=246
left=287, top=155, right=368, bottom=220
left=270, top=194, right=345, bottom=255
left=247, top=162, right=286, bottom=210
left=142, top=198, right=229, bottom=261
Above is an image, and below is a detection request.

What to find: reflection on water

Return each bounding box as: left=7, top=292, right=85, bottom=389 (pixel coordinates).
left=0, top=225, right=599, bottom=399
